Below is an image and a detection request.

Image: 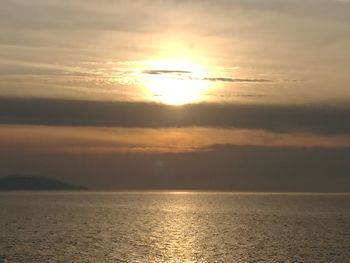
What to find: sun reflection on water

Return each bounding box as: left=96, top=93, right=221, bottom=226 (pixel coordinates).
left=148, top=195, right=203, bottom=262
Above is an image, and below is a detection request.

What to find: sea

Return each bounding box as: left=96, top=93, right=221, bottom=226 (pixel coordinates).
left=0, top=192, right=349, bottom=263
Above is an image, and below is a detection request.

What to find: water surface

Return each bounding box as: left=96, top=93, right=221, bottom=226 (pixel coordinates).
left=0, top=192, right=349, bottom=262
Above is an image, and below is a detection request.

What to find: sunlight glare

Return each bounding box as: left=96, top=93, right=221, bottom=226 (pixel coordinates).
left=143, top=59, right=209, bottom=105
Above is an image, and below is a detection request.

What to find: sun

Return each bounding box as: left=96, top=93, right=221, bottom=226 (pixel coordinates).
left=142, top=59, right=209, bottom=105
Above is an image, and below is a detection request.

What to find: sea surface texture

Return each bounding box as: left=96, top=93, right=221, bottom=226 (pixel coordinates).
left=0, top=192, right=349, bottom=262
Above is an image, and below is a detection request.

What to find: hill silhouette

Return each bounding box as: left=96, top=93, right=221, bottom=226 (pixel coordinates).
left=0, top=175, right=85, bottom=190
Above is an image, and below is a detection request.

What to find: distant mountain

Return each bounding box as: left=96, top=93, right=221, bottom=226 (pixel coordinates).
left=0, top=175, right=85, bottom=190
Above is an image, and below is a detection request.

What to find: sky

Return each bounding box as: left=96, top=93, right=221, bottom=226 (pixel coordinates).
left=0, top=0, right=350, bottom=191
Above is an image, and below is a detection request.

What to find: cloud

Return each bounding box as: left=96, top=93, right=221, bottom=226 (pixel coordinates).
left=0, top=0, right=162, bottom=33
left=143, top=70, right=192, bottom=75
left=1, top=0, right=350, bottom=108
left=1, top=125, right=349, bottom=157
left=0, top=98, right=350, bottom=135
left=142, top=70, right=270, bottom=83
left=202, top=77, right=270, bottom=83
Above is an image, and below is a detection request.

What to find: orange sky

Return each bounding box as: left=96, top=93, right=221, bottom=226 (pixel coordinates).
left=1, top=0, right=350, bottom=105
left=1, top=0, right=350, bottom=191
left=1, top=125, right=350, bottom=154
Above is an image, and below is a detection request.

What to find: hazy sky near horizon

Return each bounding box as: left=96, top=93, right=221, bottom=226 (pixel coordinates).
left=0, top=0, right=350, bottom=190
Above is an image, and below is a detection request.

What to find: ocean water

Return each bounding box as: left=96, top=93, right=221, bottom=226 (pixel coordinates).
left=0, top=192, right=349, bottom=263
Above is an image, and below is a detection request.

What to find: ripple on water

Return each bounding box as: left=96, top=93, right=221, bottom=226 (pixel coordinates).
left=0, top=192, right=349, bottom=263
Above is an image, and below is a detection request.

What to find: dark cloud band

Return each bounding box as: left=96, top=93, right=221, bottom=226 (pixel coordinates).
left=0, top=97, right=349, bottom=135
